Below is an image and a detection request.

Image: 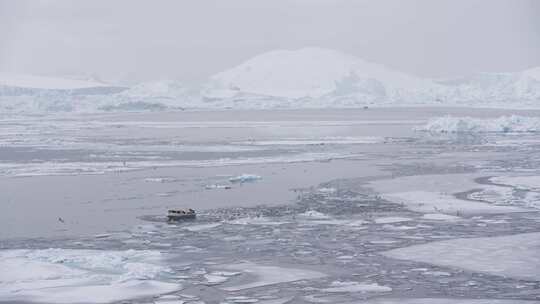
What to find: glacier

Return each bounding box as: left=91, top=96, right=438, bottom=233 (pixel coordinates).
left=1, top=48, right=540, bottom=113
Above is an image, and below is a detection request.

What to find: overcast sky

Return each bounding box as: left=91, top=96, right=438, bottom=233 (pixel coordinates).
left=1, top=0, right=539, bottom=84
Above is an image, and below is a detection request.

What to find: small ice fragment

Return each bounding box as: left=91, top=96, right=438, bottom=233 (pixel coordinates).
left=322, top=281, right=392, bottom=293
left=374, top=217, right=411, bottom=224
left=297, top=210, right=330, bottom=219
left=422, top=213, right=461, bottom=221
left=229, top=174, right=262, bottom=183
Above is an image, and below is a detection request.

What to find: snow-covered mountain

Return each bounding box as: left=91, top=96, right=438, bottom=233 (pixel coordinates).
left=1, top=48, right=539, bottom=113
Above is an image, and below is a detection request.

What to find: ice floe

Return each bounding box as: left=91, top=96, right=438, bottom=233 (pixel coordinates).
left=297, top=210, right=331, bottom=219
left=416, top=115, right=540, bottom=133
left=374, top=216, right=412, bottom=224
left=321, top=281, right=391, bottom=293
left=229, top=174, right=262, bottom=183
left=383, top=232, right=540, bottom=281
left=490, top=175, right=540, bottom=192
left=360, top=298, right=538, bottom=304
left=0, top=249, right=180, bottom=303
left=383, top=191, right=527, bottom=215
left=217, top=262, right=325, bottom=291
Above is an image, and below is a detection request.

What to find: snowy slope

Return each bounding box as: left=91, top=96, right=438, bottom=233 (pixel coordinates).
left=202, top=47, right=444, bottom=106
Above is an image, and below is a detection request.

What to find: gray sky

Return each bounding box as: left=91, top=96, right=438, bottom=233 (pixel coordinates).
left=1, top=0, right=539, bottom=84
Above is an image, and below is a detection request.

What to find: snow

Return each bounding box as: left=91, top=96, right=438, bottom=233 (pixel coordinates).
left=229, top=174, right=262, bottom=183
left=383, top=191, right=527, bottom=215
left=416, top=115, right=540, bottom=133
left=0, top=249, right=180, bottom=303
left=218, top=262, right=326, bottom=291
left=202, top=47, right=440, bottom=105
left=321, top=281, right=392, bottom=293
left=383, top=232, right=540, bottom=281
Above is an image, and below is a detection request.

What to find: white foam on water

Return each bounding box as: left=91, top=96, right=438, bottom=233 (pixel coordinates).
left=0, top=249, right=180, bottom=303
left=383, top=232, right=540, bottom=281
left=217, top=262, right=325, bottom=291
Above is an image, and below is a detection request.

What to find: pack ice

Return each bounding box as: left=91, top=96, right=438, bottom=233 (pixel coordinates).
left=383, top=232, right=540, bottom=281
left=0, top=249, right=180, bottom=303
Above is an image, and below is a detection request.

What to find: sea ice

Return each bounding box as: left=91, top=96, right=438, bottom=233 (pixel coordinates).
left=374, top=216, right=412, bottom=224
left=297, top=210, right=331, bottom=219
left=229, top=174, right=262, bottom=183
left=217, top=262, right=325, bottom=291
left=416, top=115, right=540, bottom=133
left=359, top=298, right=538, bottom=304
left=0, top=249, right=180, bottom=303
left=383, top=232, right=540, bottom=281
left=321, top=281, right=392, bottom=293
left=383, top=191, right=527, bottom=215
left=422, top=213, right=461, bottom=221
left=490, top=175, right=540, bottom=192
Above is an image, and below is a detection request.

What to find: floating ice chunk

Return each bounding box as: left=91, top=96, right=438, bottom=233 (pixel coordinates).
left=218, top=262, right=325, bottom=291
left=383, top=191, right=527, bottom=215
left=154, top=295, right=185, bottom=304
left=182, top=223, right=222, bottom=232
left=297, top=210, right=330, bottom=219
left=204, top=184, right=232, bottom=190
left=237, top=137, right=382, bottom=146
left=374, top=216, right=411, bottom=224
left=383, top=232, right=540, bottom=281
left=359, top=298, right=538, bottom=304
left=491, top=175, right=540, bottom=192
left=0, top=249, right=180, bottom=303
left=422, top=213, right=461, bottom=221
left=144, top=177, right=177, bottom=183
left=321, top=281, right=391, bottom=293
left=229, top=174, right=262, bottom=183
left=204, top=274, right=228, bottom=285
left=416, top=115, right=540, bottom=133
left=227, top=217, right=287, bottom=226
left=317, top=187, right=337, bottom=193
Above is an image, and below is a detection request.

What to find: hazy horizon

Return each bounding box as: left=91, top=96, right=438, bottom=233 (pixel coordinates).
left=1, top=0, right=539, bottom=84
